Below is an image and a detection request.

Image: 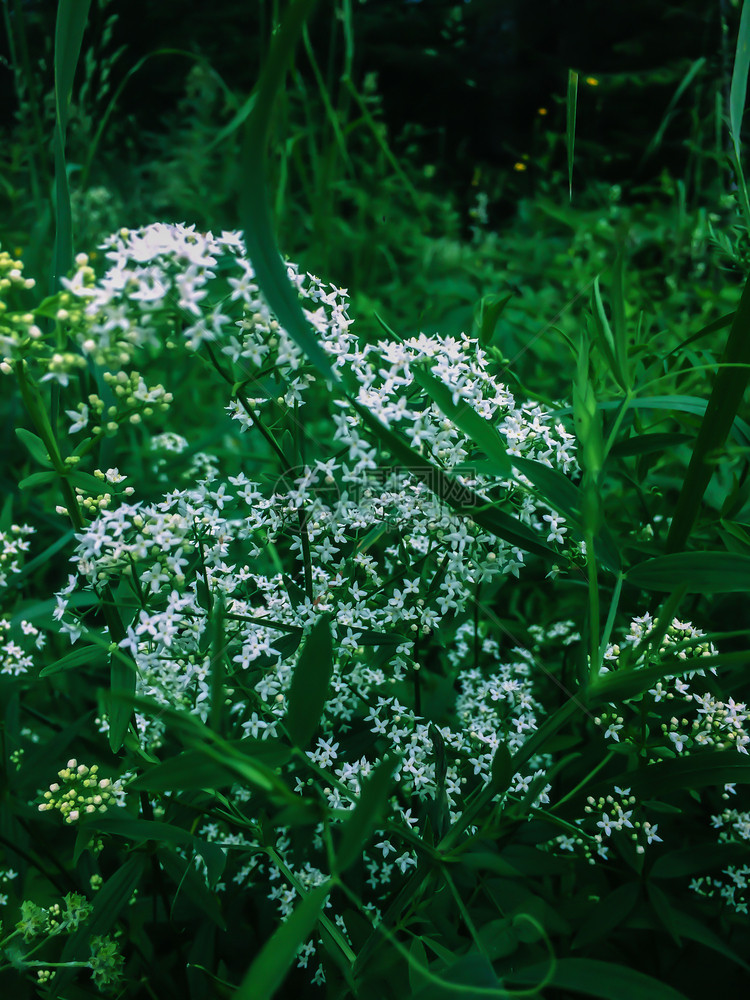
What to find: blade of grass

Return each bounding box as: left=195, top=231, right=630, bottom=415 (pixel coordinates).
left=666, top=271, right=750, bottom=551
left=729, top=0, right=750, bottom=233
left=239, top=0, right=336, bottom=382
left=567, top=69, right=579, bottom=201
left=52, top=0, right=91, bottom=288
left=234, top=882, right=331, bottom=1000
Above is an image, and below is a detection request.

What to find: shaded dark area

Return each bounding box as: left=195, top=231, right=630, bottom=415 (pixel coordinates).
left=0, top=0, right=731, bottom=187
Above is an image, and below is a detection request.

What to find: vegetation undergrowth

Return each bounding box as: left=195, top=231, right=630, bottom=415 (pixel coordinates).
left=1, top=1, right=750, bottom=998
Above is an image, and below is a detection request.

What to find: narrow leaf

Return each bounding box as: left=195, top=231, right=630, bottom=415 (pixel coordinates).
left=284, top=613, right=333, bottom=749
left=667, top=270, right=750, bottom=551
left=627, top=552, right=750, bottom=593
left=239, top=0, right=335, bottom=381
left=510, top=957, right=689, bottom=1000
left=336, top=755, right=398, bottom=874
left=15, top=427, right=53, bottom=467
left=567, top=69, right=579, bottom=201
left=39, top=643, right=105, bottom=677
left=352, top=401, right=557, bottom=560
left=52, top=0, right=92, bottom=286
left=234, top=882, right=330, bottom=1000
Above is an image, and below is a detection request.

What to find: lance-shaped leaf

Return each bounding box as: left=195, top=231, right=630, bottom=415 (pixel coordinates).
left=352, top=401, right=557, bottom=560
left=239, top=0, right=335, bottom=381
left=627, top=552, right=750, bottom=593
left=666, top=268, right=750, bottom=551
left=336, top=755, right=398, bottom=874
left=475, top=292, right=512, bottom=345
left=510, top=957, right=690, bottom=999
left=567, top=69, right=578, bottom=200
left=52, top=0, right=91, bottom=286
left=284, top=613, right=333, bottom=749
left=234, top=882, right=330, bottom=1000
left=57, top=857, right=143, bottom=992
left=409, top=360, right=512, bottom=477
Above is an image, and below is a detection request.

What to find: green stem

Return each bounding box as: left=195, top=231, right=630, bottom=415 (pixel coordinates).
left=549, top=751, right=615, bottom=812
left=598, top=571, right=624, bottom=670
left=585, top=528, right=599, bottom=683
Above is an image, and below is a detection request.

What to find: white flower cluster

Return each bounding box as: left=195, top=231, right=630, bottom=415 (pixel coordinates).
left=0, top=523, right=34, bottom=591
left=556, top=785, right=663, bottom=864
left=52, top=221, right=584, bottom=979
left=0, top=616, right=45, bottom=676
left=691, top=800, right=750, bottom=915
left=597, top=615, right=747, bottom=755
left=0, top=866, right=18, bottom=908
left=38, top=760, right=124, bottom=824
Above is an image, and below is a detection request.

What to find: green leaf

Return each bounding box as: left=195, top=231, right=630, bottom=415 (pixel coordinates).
left=667, top=269, right=750, bottom=551
left=209, top=595, right=227, bottom=734
left=729, top=0, right=750, bottom=232
left=567, top=69, right=578, bottom=201
left=590, top=276, right=625, bottom=391
left=336, top=755, right=398, bottom=874
left=646, top=882, right=682, bottom=946
left=411, top=954, right=504, bottom=999
left=234, top=881, right=330, bottom=1000
left=353, top=628, right=410, bottom=647
left=610, top=253, right=629, bottom=390
left=475, top=293, right=512, bottom=346
left=665, top=311, right=733, bottom=359
left=69, top=470, right=108, bottom=493
left=92, top=815, right=226, bottom=886
left=555, top=395, right=750, bottom=446
left=15, top=427, right=53, bottom=467
left=627, top=552, right=750, bottom=593
left=18, top=470, right=59, bottom=490
left=157, top=847, right=227, bottom=930
left=53, top=0, right=92, bottom=285
left=107, top=640, right=137, bottom=754
left=284, top=613, right=333, bottom=749
left=126, top=749, right=239, bottom=792
left=410, top=361, right=512, bottom=477
left=643, top=58, right=707, bottom=161
left=352, top=401, right=557, bottom=560
left=609, top=433, right=690, bottom=458
left=489, top=743, right=512, bottom=795
left=650, top=841, right=750, bottom=879
left=511, top=455, right=621, bottom=571
left=510, top=957, right=690, bottom=999
left=39, top=643, right=105, bottom=677
left=57, top=856, right=143, bottom=992
left=239, top=0, right=335, bottom=381
left=633, top=904, right=750, bottom=972
left=606, top=750, right=750, bottom=798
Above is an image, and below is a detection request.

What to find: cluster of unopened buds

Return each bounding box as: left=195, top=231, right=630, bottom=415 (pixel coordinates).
left=38, top=760, right=118, bottom=824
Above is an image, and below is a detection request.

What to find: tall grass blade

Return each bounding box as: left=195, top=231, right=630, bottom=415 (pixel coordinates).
left=234, top=882, right=330, bottom=1000
left=284, top=613, right=333, bottom=749
left=239, top=0, right=336, bottom=381
left=730, top=0, right=750, bottom=232
left=52, top=0, right=91, bottom=287
left=566, top=69, right=579, bottom=201
left=627, top=551, right=750, bottom=592
left=666, top=272, right=750, bottom=551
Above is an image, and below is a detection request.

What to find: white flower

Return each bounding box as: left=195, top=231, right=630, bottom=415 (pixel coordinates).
left=65, top=404, right=89, bottom=434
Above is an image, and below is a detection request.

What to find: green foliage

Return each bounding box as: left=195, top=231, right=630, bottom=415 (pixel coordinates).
left=1, top=1, right=750, bottom=998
